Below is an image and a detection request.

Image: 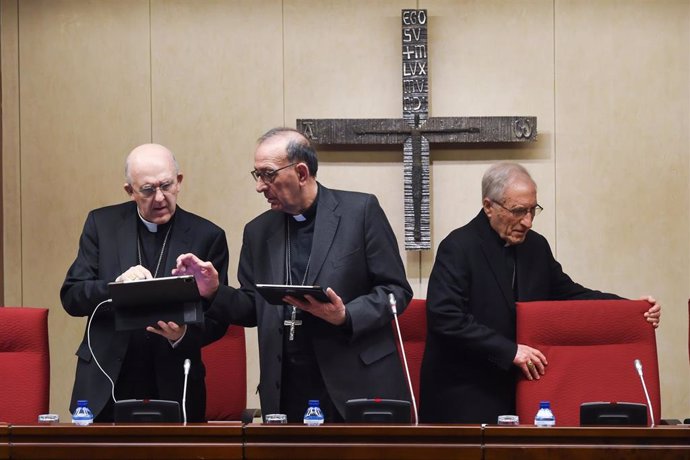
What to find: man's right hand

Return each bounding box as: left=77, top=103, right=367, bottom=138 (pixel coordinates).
left=173, top=253, right=219, bottom=299
left=514, top=344, right=547, bottom=381
left=115, top=265, right=153, bottom=282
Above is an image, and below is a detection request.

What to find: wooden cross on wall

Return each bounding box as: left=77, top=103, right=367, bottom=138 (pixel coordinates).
left=297, top=9, right=537, bottom=250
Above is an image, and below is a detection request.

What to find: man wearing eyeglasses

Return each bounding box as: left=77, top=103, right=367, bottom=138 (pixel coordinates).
left=61, top=143, right=229, bottom=422
left=175, top=127, right=413, bottom=423
left=419, top=162, right=661, bottom=424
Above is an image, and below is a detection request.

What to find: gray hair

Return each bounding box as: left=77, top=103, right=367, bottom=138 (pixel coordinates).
left=257, top=127, right=319, bottom=177
left=481, top=162, right=536, bottom=202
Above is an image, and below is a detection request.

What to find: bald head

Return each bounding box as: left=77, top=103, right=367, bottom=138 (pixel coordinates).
left=125, top=143, right=179, bottom=184
left=124, top=143, right=183, bottom=225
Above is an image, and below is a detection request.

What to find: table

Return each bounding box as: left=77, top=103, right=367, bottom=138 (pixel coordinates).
left=7, top=422, right=243, bottom=460
left=244, top=424, right=483, bottom=460
left=0, top=424, right=8, bottom=460
left=483, top=425, right=690, bottom=460
left=3, top=422, right=689, bottom=459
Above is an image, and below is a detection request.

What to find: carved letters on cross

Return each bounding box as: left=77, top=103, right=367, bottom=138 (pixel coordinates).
left=297, top=9, right=537, bottom=250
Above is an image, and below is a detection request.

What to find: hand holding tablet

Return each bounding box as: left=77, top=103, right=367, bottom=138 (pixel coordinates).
left=255, top=284, right=330, bottom=305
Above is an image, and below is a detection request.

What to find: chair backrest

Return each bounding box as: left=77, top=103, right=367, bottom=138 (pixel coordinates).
left=0, top=307, right=50, bottom=423
left=516, top=299, right=660, bottom=426
left=394, top=298, right=427, bottom=407
left=202, top=325, right=247, bottom=421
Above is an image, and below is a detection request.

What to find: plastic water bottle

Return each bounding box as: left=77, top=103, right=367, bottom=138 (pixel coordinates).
left=534, top=400, right=555, bottom=427
left=303, top=399, right=325, bottom=426
left=72, top=399, right=94, bottom=425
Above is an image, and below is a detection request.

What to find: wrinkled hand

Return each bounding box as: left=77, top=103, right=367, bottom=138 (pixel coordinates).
left=514, top=344, right=547, bottom=381
left=639, top=295, right=661, bottom=328
left=115, top=265, right=153, bottom=283
left=173, top=253, right=219, bottom=299
left=147, top=321, right=187, bottom=342
left=284, top=287, right=346, bottom=326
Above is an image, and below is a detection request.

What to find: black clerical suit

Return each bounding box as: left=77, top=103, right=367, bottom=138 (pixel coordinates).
left=419, top=210, right=619, bottom=424
left=208, top=184, right=413, bottom=421
left=61, top=201, right=229, bottom=422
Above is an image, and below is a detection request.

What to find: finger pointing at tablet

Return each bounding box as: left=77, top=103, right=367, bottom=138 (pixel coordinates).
left=174, top=253, right=219, bottom=299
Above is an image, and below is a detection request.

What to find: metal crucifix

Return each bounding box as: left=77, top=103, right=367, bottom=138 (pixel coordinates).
left=297, top=9, right=537, bottom=250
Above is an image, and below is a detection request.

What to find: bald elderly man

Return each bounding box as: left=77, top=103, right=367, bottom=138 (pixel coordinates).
left=61, top=143, right=229, bottom=422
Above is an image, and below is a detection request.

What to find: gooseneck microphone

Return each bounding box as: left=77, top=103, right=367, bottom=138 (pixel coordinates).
left=634, top=359, right=654, bottom=427
left=182, top=359, right=191, bottom=424
left=390, top=293, right=419, bottom=425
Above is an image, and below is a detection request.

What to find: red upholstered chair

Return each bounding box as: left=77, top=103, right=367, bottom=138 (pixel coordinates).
left=0, top=307, right=50, bottom=423
left=515, top=299, right=660, bottom=426
left=394, top=298, right=427, bottom=407
left=202, top=325, right=256, bottom=422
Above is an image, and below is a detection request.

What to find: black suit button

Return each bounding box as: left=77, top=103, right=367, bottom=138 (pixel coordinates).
left=275, top=381, right=280, bottom=389
left=279, top=327, right=283, bottom=334
left=277, top=355, right=281, bottom=363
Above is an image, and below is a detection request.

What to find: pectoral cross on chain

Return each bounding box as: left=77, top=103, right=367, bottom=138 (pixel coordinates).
left=284, top=306, right=302, bottom=341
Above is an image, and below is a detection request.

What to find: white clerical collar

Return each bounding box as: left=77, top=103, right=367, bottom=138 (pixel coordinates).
left=292, top=214, right=307, bottom=222
left=137, top=209, right=158, bottom=233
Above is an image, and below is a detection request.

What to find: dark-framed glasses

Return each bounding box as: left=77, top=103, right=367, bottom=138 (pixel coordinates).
left=135, top=180, right=177, bottom=198
left=494, top=201, right=543, bottom=219
left=250, top=162, right=297, bottom=183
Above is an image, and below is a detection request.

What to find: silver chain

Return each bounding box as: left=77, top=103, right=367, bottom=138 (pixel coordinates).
left=137, top=224, right=172, bottom=278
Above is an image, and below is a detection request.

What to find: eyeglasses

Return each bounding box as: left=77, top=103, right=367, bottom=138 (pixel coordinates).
left=493, top=200, right=543, bottom=219
left=134, top=180, right=177, bottom=198
left=250, top=163, right=297, bottom=183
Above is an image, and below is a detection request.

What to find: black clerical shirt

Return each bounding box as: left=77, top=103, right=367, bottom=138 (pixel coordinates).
left=103, top=216, right=175, bottom=418
left=279, top=194, right=342, bottom=423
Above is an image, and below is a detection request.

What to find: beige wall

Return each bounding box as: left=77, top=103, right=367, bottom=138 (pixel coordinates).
left=2, top=0, right=688, bottom=422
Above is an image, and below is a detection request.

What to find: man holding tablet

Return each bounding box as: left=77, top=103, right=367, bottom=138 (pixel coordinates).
left=61, top=143, right=229, bottom=422
left=175, top=127, right=413, bottom=423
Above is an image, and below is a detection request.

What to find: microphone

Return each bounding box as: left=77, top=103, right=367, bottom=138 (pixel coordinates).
left=182, top=359, right=191, bottom=424
left=634, top=359, right=654, bottom=427
left=389, top=293, right=419, bottom=425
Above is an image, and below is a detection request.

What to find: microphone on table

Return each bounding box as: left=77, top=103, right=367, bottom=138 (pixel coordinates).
left=634, top=359, right=654, bottom=427
left=389, top=293, right=419, bottom=425
left=182, top=358, right=191, bottom=424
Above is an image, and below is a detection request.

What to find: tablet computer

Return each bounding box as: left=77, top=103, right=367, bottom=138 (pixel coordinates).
left=108, top=275, right=203, bottom=331
left=255, top=284, right=329, bottom=305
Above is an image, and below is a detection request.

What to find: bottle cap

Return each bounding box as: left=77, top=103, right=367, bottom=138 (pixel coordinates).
left=77, top=399, right=89, bottom=406
left=308, top=399, right=320, bottom=406
left=539, top=401, right=550, bottom=408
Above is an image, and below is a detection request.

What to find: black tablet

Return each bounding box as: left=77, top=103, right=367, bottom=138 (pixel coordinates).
left=108, top=275, right=203, bottom=331
left=255, top=284, right=329, bottom=305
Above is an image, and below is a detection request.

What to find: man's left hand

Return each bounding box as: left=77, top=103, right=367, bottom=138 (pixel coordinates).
left=147, top=321, right=187, bottom=341
left=285, top=287, right=346, bottom=326
left=639, top=295, right=661, bottom=328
